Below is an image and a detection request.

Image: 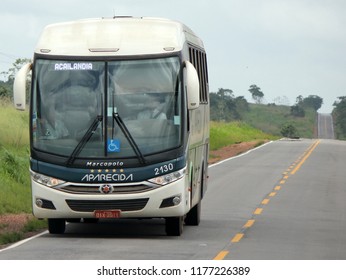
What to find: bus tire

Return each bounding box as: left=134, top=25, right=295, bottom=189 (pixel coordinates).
left=83, top=218, right=99, bottom=223
left=185, top=201, right=201, bottom=226
left=48, top=218, right=66, bottom=234
left=66, top=218, right=81, bottom=223
left=165, top=216, right=183, bottom=236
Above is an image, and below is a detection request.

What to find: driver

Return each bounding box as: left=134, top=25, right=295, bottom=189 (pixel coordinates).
left=137, top=95, right=167, bottom=119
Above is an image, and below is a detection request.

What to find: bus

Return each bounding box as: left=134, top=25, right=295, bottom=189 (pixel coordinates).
left=14, top=17, right=209, bottom=236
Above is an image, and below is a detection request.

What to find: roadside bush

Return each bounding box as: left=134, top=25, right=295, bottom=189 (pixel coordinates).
left=280, top=123, right=299, bottom=138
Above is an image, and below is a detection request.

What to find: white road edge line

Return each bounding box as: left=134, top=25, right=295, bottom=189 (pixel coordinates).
left=209, top=140, right=274, bottom=168
left=0, top=230, right=48, bottom=253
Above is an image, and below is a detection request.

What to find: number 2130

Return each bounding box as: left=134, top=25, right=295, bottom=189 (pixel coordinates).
left=154, top=163, right=174, bottom=175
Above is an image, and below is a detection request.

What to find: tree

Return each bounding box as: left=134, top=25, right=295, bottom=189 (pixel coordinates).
left=249, top=84, right=264, bottom=104
left=332, top=96, right=346, bottom=139
left=302, top=95, right=323, bottom=111
left=216, top=88, right=234, bottom=100
left=215, top=88, right=236, bottom=121
left=295, top=95, right=304, bottom=105
left=0, top=84, right=9, bottom=98
left=5, top=58, right=32, bottom=82
left=209, top=88, right=248, bottom=121
left=234, top=96, right=249, bottom=114
left=0, top=58, right=32, bottom=102
left=215, top=88, right=232, bottom=121
left=290, top=104, right=305, bottom=117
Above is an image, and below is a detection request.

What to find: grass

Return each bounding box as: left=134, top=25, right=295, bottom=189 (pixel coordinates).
left=0, top=99, right=31, bottom=215
left=0, top=98, right=29, bottom=148
left=0, top=232, right=23, bottom=245
left=210, top=121, right=278, bottom=151
left=0, top=218, right=47, bottom=245
left=242, top=104, right=316, bottom=138
left=0, top=99, right=48, bottom=245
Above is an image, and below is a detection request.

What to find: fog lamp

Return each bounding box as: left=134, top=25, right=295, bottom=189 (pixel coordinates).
left=36, top=198, right=43, bottom=207
left=172, top=196, right=181, bottom=205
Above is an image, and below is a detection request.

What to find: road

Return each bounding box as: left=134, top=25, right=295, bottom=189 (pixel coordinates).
left=318, top=113, right=334, bottom=139
left=1, top=136, right=346, bottom=260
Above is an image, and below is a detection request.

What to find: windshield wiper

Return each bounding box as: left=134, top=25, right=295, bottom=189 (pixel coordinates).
left=66, top=115, right=103, bottom=166
left=113, top=112, right=146, bottom=165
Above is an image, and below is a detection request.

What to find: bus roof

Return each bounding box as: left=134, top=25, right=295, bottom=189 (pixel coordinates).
left=35, top=17, right=204, bottom=57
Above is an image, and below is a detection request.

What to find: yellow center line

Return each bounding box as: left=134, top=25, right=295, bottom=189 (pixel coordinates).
left=212, top=140, right=320, bottom=260
left=231, top=233, right=244, bottom=243
left=243, top=219, right=255, bottom=228
left=213, top=250, right=229, bottom=260
left=291, top=140, right=320, bottom=175
left=269, top=192, right=276, bottom=197
left=262, top=198, right=270, bottom=205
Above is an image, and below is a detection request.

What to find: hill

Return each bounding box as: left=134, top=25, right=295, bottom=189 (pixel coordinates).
left=241, top=103, right=317, bottom=138
left=210, top=89, right=318, bottom=138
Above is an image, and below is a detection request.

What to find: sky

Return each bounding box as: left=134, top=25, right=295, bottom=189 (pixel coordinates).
left=1, top=0, right=346, bottom=113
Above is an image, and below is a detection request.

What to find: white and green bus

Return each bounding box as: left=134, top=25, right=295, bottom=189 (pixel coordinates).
left=14, top=17, right=209, bottom=236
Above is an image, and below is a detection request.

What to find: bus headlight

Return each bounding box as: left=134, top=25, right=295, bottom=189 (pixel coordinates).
left=148, top=168, right=185, bottom=186
left=31, top=171, right=65, bottom=187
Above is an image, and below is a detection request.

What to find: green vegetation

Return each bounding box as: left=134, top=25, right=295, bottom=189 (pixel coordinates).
left=210, top=121, right=277, bottom=151
left=0, top=218, right=47, bottom=245
left=243, top=104, right=317, bottom=138
left=0, top=58, right=32, bottom=101
left=210, top=88, right=319, bottom=138
left=0, top=98, right=47, bottom=245
left=248, top=84, right=264, bottom=104
left=332, top=96, right=346, bottom=140
left=0, top=231, right=23, bottom=245
left=0, top=98, right=31, bottom=214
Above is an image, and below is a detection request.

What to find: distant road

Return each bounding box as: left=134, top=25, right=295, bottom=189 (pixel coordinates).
left=317, top=113, right=334, bottom=139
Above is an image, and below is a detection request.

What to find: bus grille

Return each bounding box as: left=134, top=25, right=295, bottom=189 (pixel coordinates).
left=60, top=184, right=153, bottom=194
left=65, top=198, right=149, bottom=212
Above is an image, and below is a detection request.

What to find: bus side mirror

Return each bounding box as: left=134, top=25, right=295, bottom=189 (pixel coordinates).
left=184, top=61, right=200, bottom=110
left=13, top=63, right=32, bottom=110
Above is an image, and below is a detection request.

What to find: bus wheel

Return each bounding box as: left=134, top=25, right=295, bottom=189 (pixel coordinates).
left=165, top=216, right=183, bottom=236
left=83, top=218, right=99, bottom=223
left=185, top=201, right=201, bottom=226
left=48, top=218, right=66, bottom=234
left=66, top=218, right=81, bottom=223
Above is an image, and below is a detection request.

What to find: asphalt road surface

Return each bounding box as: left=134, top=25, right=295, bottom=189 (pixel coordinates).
left=1, top=137, right=346, bottom=260
left=318, top=113, right=335, bottom=139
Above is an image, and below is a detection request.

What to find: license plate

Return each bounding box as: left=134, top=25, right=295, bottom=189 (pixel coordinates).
left=94, top=210, right=121, bottom=219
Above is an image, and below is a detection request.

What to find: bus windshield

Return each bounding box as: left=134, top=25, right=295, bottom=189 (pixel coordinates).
left=32, top=57, right=182, bottom=162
